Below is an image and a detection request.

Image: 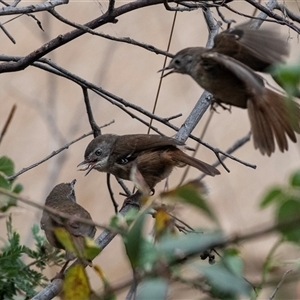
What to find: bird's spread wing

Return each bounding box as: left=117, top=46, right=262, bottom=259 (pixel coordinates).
left=201, top=52, right=265, bottom=95
left=214, top=24, right=289, bottom=70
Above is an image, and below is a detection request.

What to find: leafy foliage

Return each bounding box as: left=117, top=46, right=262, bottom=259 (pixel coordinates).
left=0, top=216, right=64, bottom=299
left=0, top=156, right=23, bottom=212
left=260, top=169, right=300, bottom=244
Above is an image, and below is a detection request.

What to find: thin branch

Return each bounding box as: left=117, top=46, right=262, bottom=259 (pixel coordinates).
left=224, top=1, right=300, bottom=33
left=0, top=22, right=15, bottom=43
left=269, top=270, right=292, bottom=300
left=275, top=3, right=300, bottom=24
left=106, top=173, right=119, bottom=214
left=0, top=104, right=16, bottom=145
left=198, top=132, right=252, bottom=180
left=82, top=87, right=101, bottom=138
left=48, top=8, right=172, bottom=57
left=0, top=188, right=112, bottom=232
left=148, top=5, right=178, bottom=134
left=0, top=0, right=69, bottom=16
left=6, top=124, right=114, bottom=181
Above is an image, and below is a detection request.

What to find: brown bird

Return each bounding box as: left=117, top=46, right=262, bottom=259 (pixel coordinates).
left=40, top=179, right=96, bottom=277
left=160, top=26, right=300, bottom=156
left=78, top=134, right=220, bottom=190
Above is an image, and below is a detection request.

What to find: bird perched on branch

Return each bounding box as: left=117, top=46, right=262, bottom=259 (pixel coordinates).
left=40, top=179, right=96, bottom=277
left=160, top=24, right=300, bottom=156
left=78, top=134, right=220, bottom=191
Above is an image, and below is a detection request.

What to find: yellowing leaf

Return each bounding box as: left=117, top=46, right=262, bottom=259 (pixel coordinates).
left=154, top=208, right=175, bottom=240
left=62, top=264, right=92, bottom=300
left=54, top=228, right=77, bottom=254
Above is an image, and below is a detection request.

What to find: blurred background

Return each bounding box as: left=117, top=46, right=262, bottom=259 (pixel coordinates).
left=0, top=0, right=299, bottom=298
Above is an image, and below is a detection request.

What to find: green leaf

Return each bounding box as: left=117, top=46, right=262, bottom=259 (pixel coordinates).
left=0, top=156, right=14, bottom=176
left=200, top=263, right=251, bottom=297
left=0, top=174, right=11, bottom=189
left=290, top=170, right=300, bottom=187
left=276, top=199, right=300, bottom=244
left=158, top=231, right=223, bottom=263
left=135, top=239, right=158, bottom=272
left=12, top=183, right=23, bottom=194
left=136, top=277, right=168, bottom=300
left=123, top=210, right=147, bottom=268
left=83, top=237, right=101, bottom=261
left=161, top=180, right=217, bottom=223
left=271, top=62, right=300, bottom=96
left=222, top=249, right=244, bottom=277
left=260, top=187, right=283, bottom=208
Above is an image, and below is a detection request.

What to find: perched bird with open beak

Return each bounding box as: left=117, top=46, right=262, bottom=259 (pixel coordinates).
left=78, top=134, right=220, bottom=191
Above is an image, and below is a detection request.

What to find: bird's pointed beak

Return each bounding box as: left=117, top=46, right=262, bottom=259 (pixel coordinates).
left=77, top=160, right=95, bottom=176
left=77, top=160, right=87, bottom=168
left=157, top=65, right=174, bottom=78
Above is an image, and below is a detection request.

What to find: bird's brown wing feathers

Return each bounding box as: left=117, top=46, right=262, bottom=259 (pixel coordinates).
left=113, top=134, right=184, bottom=161
left=214, top=24, right=289, bottom=70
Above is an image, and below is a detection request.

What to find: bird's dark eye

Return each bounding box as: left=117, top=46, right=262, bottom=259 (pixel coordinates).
left=173, top=58, right=181, bottom=67
left=95, top=149, right=102, bottom=156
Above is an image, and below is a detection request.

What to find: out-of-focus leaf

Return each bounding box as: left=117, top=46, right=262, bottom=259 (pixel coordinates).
left=93, top=265, right=116, bottom=300
left=12, top=183, right=23, bottom=194
left=161, top=180, right=217, bottom=223
left=83, top=237, right=101, bottom=261
left=54, top=228, right=76, bottom=254
left=199, top=263, right=251, bottom=297
left=0, top=156, right=14, bottom=176
left=271, top=62, right=300, bottom=96
left=222, top=249, right=243, bottom=277
left=124, top=210, right=147, bottom=268
left=63, top=264, right=92, bottom=300
left=290, top=170, right=300, bottom=187
left=158, top=231, right=223, bottom=263
left=276, top=199, right=300, bottom=243
left=136, top=277, right=168, bottom=300
left=154, top=208, right=175, bottom=241
left=260, top=187, right=283, bottom=208
left=137, top=239, right=158, bottom=272
left=0, top=191, right=17, bottom=212
left=0, top=175, right=11, bottom=189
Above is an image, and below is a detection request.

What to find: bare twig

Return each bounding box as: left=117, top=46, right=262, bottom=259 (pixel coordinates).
left=0, top=22, right=15, bottom=43
left=269, top=270, right=292, bottom=300
left=148, top=5, right=178, bottom=134
left=198, top=132, right=252, bottom=180
left=48, top=8, right=172, bottom=57
left=82, top=87, right=101, bottom=138
left=6, top=123, right=114, bottom=181
left=0, top=188, right=112, bottom=231
left=106, top=173, right=119, bottom=214
left=0, top=104, right=16, bottom=145
left=0, top=0, right=68, bottom=16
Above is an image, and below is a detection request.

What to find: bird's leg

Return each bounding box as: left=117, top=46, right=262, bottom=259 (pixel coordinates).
left=210, top=97, right=232, bottom=112
left=50, top=260, right=70, bottom=281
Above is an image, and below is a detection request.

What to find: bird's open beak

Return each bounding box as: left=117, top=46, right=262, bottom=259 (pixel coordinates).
left=77, top=160, right=95, bottom=176
left=157, top=66, right=174, bottom=78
